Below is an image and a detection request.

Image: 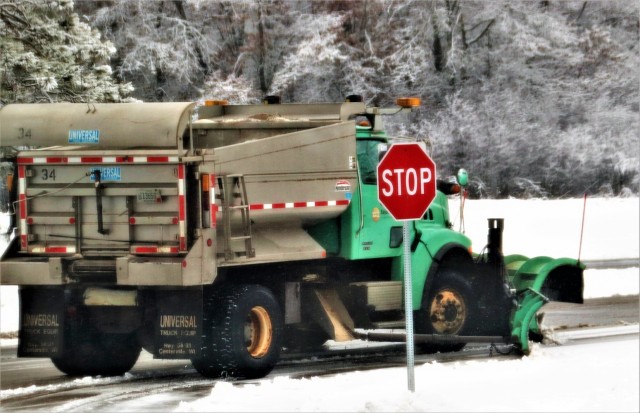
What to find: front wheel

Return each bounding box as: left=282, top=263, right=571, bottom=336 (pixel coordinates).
left=415, top=269, right=478, bottom=353
left=191, top=284, right=283, bottom=379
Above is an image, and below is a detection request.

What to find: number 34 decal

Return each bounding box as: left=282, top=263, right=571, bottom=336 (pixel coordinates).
left=41, top=168, right=56, bottom=181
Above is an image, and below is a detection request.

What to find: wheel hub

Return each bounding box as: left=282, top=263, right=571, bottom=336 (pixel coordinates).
left=244, top=306, right=273, bottom=358
left=429, top=290, right=466, bottom=334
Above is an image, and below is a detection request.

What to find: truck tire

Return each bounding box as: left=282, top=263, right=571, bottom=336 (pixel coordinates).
left=51, top=317, right=141, bottom=377
left=415, top=269, right=479, bottom=353
left=192, top=284, right=283, bottom=379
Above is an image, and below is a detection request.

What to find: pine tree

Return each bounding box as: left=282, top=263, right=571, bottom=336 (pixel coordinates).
left=0, top=0, right=133, bottom=104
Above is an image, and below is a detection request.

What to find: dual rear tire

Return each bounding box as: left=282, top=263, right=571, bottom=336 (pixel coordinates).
left=191, top=284, right=283, bottom=379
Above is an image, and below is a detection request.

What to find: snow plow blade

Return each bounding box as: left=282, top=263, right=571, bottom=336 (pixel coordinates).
left=506, top=254, right=585, bottom=353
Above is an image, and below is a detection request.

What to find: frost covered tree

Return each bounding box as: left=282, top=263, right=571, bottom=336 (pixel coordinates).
left=0, top=0, right=133, bottom=104
left=79, top=0, right=219, bottom=102
left=73, top=0, right=638, bottom=197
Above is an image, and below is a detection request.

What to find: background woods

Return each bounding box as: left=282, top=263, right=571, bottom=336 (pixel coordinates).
left=1, top=0, right=638, bottom=198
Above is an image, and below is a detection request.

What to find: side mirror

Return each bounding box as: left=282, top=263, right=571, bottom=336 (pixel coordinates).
left=457, top=168, right=468, bottom=187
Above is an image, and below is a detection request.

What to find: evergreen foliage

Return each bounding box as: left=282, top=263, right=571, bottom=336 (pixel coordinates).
left=0, top=0, right=133, bottom=104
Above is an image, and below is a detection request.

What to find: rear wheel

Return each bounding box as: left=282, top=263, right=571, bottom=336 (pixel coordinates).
left=415, top=269, right=478, bottom=353
left=192, top=284, right=283, bottom=379
left=51, top=315, right=141, bottom=377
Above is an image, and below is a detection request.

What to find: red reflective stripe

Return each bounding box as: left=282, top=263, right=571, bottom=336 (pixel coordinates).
left=134, top=246, right=158, bottom=253
left=46, top=247, right=68, bottom=253
left=147, top=156, right=169, bottom=163
left=116, top=156, right=130, bottom=162
left=133, top=246, right=180, bottom=254
left=17, top=158, right=33, bottom=165
left=18, top=165, right=25, bottom=178
left=249, top=200, right=349, bottom=210
left=81, top=157, right=103, bottom=163
left=19, top=194, right=26, bottom=219
left=46, top=157, right=66, bottom=164
left=210, top=174, right=217, bottom=228
left=178, top=164, right=187, bottom=251
left=179, top=195, right=185, bottom=221
left=20, top=235, right=27, bottom=249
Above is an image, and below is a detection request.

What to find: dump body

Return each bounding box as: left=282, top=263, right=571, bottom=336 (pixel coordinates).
left=1, top=102, right=363, bottom=284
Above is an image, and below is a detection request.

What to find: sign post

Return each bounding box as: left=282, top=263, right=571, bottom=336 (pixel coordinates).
left=377, top=142, right=437, bottom=392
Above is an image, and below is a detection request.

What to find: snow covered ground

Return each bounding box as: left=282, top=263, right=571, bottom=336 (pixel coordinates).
left=0, top=197, right=638, bottom=412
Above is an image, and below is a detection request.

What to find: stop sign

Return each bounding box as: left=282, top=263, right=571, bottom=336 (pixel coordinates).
left=377, top=143, right=437, bottom=221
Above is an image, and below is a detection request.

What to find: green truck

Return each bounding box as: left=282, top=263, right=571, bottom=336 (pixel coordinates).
left=0, top=98, right=583, bottom=379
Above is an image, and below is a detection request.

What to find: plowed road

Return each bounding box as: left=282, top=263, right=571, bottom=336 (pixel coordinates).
left=1, top=294, right=637, bottom=412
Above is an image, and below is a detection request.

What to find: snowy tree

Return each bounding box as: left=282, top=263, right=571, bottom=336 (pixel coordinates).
left=200, top=71, right=260, bottom=104
left=0, top=0, right=133, bottom=104
left=81, top=0, right=220, bottom=101
left=73, top=0, right=638, bottom=197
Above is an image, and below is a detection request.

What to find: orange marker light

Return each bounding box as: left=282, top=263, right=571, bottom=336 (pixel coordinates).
left=396, top=97, right=421, bottom=108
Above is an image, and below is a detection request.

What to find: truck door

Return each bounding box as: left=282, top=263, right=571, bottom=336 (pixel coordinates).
left=341, top=139, right=402, bottom=259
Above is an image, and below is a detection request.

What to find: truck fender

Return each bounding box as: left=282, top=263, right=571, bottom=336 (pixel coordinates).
left=391, top=228, right=473, bottom=311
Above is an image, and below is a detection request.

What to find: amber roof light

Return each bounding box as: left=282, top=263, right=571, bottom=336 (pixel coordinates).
left=396, top=97, right=421, bottom=108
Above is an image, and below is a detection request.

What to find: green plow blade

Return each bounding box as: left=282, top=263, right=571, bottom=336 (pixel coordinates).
left=505, top=254, right=585, bottom=353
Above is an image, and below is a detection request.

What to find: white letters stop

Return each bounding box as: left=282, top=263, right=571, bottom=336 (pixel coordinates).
left=381, top=167, right=432, bottom=196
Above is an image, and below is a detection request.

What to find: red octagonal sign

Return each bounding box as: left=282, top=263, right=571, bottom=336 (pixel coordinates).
left=377, top=142, right=437, bottom=221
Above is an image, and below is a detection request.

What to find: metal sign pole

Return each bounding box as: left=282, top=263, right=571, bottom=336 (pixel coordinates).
left=403, top=220, right=415, bottom=392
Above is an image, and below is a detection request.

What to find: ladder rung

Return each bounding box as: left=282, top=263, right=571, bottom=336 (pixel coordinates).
left=230, top=235, right=252, bottom=240
left=229, top=205, right=249, bottom=210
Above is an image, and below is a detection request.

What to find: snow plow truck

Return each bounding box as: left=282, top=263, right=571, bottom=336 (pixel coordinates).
left=0, top=98, right=584, bottom=379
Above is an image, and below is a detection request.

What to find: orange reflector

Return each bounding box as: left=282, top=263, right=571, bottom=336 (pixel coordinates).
left=204, top=100, right=228, bottom=106
left=6, top=172, right=14, bottom=192
left=201, top=174, right=210, bottom=192
left=357, top=120, right=371, bottom=127
left=396, top=97, right=421, bottom=108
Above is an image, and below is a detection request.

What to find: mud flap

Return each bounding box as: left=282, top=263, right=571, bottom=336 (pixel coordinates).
left=154, top=289, right=202, bottom=359
left=18, top=288, right=64, bottom=357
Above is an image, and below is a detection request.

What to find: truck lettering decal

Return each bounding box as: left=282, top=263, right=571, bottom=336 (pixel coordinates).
left=160, top=315, right=197, bottom=328
left=89, top=167, right=121, bottom=182
left=69, top=129, right=100, bottom=144
left=23, top=313, right=59, bottom=327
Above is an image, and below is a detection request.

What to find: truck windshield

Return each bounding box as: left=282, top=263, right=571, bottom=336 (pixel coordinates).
left=357, top=139, right=383, bottom=185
